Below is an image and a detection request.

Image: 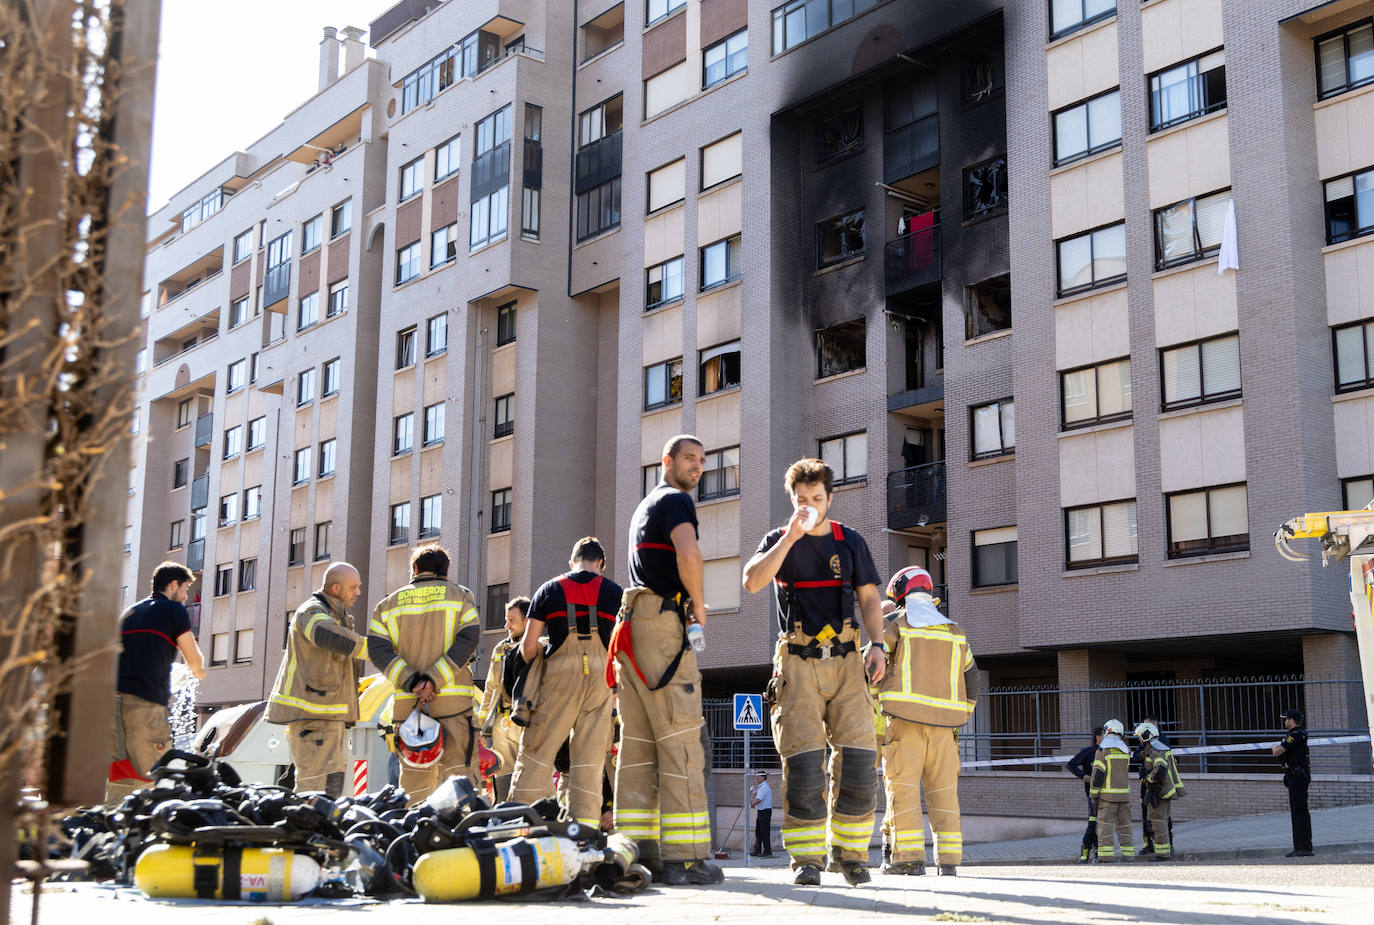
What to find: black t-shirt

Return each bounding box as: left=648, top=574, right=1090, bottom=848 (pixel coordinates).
left=528, top=569, right=624, bottom=654
left=117, top=593, right=192, bottom=707
left=628, top=481, right=698, bottom=597
left=1279, top=727, right=1309, bottom=770
left=756, top=522, right=879, bottom=636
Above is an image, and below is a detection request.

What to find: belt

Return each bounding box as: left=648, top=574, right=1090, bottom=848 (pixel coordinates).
left=786, top=640, right=856, bottom=660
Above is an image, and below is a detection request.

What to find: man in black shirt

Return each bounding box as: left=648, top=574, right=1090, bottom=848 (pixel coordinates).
left=610, top=435, right=722, bottom=886
left=743, top=458, right=886, bottom=887
left=509, top=537, right=623, bottom=829
left=107, top=562, right=206, bottom=804
left=1067, top=727, right=1104, bottom=862
left=1273, top=708, right=1312, bottom=856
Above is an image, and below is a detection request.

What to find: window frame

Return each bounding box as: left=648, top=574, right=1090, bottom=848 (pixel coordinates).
left=296, top=367, right=316, bottom=406
left=396, top=240, right=421, bottom=285
left=1052, top=88, right=1122, bottom=167
left=423, top=402, right=445, bottom=446
left=238, top=557, right=257, bottom=592
left=1158, top=332, right=1242, bottom=411
left=1148, top=47, right=1227, bottom=133
left=293, top=446, right=311, bottom=485
left=214, top=564, right=233, bottom=597
left=972, top=526, right=1019, bottom=588
left=223, top=425, right=243, bottom=460
left=703, top=27, right=748, bottom=89
left=1165, top=482, right=1250, bottom=559
left=815, top=208, right=866, bottom=268
left=243, top=485, right=262, bottom=520
left=1315, top=19, right=1374, bottom=100
left=393, top=412, right=415, bottom=456
left=396, top=327, right=417, bottom=369
left=698, top=445, right=740, bottom=501
left=330, top=200, right=352, bottom=238
left=1323, top=165, right=1374, bottom=246
left=1152, top=187, right=1231, bottom=271
left=289, top=527, right=306, bottom=565
left=490, top=488, right=512, bottom=533
left=435, top=134, right=462, bottom=182
left=815, top=319, right=867, bottom=379
left=700, top=234, right=742, bottom=290
left=817, top=106, right=864, bottom=164
left=496, top=302, right=517, bottom=345
left=420, top=494, right=442, bottom=538
left=643, top=357, right=684, bottom=411
left=493, top=393, right=514, bottom=438
left=168, top=519, right=184, bottom=550
left=389, top=502, right=410, bottom=546
left=399, top=156, right=424, bottom=202
left=819, top=431, right=868, bottom=486
left=301, top=215, right=322, bottom=254
left=1333, top=318, right=1374, bottom=393
left=247, top=415, right=266, bottom=451
left=1049, top=0, right=1116, bottom=42
left=1055, top=221, right=1127, bottom=297
left=699, top=340, right=741, bottom=396
left=431, top=224, right=458, bottom=268
left=576, top=176, right=622, bottom=242
left=1342, top=474, right=1374, bottom=511
left=1064, top=499, right=1138, bottom=569
left=172, top=457, right=189, bottom=490
left=227, top=359, right=246, bottom=393
left=313, top=522, right=331, bottom=561
left=233, top=229, right=254, bottom=264
left=327, top=280, right=348, bottom=318
left=228, top=295, right=250, bottom=329
left=647, top=0, right=686, bottom=27
left=318, top=438, right=336, bottom=477
left=218, top=492, right=238, bottom=527
left=297, top=290, right=319, bottom=331
left=322, top=358, right=340, bottom=397
left=1060, top=356, right=1132, bottom=430
left=970, top=397, right=1015, bottom=460
left=176, top=398, right=194, bottom=429
left=426, top=313, right=448, bottom=356
left=646, top=255, right=685, bottom=310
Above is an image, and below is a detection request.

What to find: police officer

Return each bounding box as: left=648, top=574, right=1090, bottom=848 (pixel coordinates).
left=743, top=458, right=886, bottom=887
left=478, top=596, right=529, bottom=801
left=368, top=544, right=481, bottom=805
left=1272, top=708, right=1312, bottom=857
left=266, top=562, right=367, bottom=797
left=610, top=435, right=723, bottom=886
left=1089, top=719, right=1135, bottom=862
left=1066, top=727, right=1104, bottom=863
left=509, top=537, right=622, bottom=830
left=875, top=566, right=979, bottom=877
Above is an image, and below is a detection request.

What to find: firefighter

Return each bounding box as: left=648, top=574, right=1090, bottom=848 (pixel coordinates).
left=367, top=544, right=481, bottom=805
left=265, top=562, right=367, bottom=797
left=873, top=566, right=978, bottom=877
left=610, top=435, right=723, bottom=886
left=1066, top=727, right=1104, bottom=862
left=742, top=458, right=886, bottom=887
left=1135, top=721, right=1185, bottom=861
left=509, top=537, right=623, bottom=829
left=478, top=596, right=530, bottom=802
left=1089, top=719, right=1135, bottom=862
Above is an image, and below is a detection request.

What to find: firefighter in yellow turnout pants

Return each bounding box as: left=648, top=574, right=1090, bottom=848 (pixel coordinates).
left=367, top=544, right=482, bottom=805
left=743, top=458, right=887, bottom=887
left=1136, top=722, right=1184, bottom=860
left=876, top=566, right=979, bottom=876
left=1090, top=719, right=1136, bottom=862
left=478, top=597, right=530, bottom=802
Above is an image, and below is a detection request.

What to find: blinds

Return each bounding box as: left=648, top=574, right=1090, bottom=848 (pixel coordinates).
left=648, top=158, right=685, bottom=212
left=701, top=132, right=742, bottom=188
left=975, top=526, right=1017, bottom=547
left=1200, top=334, right=1240, bottom=394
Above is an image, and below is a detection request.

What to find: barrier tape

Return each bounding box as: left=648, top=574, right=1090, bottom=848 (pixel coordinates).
left=959, top=734, right=1372, bottom=770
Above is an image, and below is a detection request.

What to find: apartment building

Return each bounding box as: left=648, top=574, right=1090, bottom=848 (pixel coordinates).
left=125, top=0, right=1366, bottom=738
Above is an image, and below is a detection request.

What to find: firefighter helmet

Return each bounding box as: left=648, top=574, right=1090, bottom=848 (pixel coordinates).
left=1134, top=722, right=1159, bottom=742
left=398, top=709, right=444, bottom=769
left=886, top=566, right=934, bottom=601
left=1103, top=719, right=1125, bottom=736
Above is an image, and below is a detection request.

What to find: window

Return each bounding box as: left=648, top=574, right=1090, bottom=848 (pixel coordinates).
left=423, top=402, right=445, bottom=445
left=971, top=398, right=1015, bottom=459
left=322, top=358, right=340, bottom=397
left=485, top=582, right=510, bottom=629
left=493, top=393, right=513, bottom=438
left=394, top=413, right=414, bottom=455
left=701, top=132, right=742, bottom=189
left=471, top=106, right=512, bottom=250
left=247, top=416, right=266, bottom=451
left=647, top=159, right=685, bottom=213
left=963, top=156, right=1008, bottom=220
left=301, top=215, right=322, bottom=253
left=496, top=303, right=516, bottom=345
left=704, top=29, right=747, bottom=88
left=397, top=327, right=416, bottom=369
left=470, top=186, right=510, bottom=249
left=172, top=458, right=189, bottom=489
left=1061, top=358, right=1131, bottom=428
left=396, top=241, right=421, bottom=284
left=1049, top=0, right=1115, bottom=40
left=250, top=352, right=259, bottom=383
left=427, top=313, right=447, bottom=356
left=1056, top=222, right=1126, bottom=296
left=293, top=447, right=311, bottom=484
left=319, top=438, right=336, bottom=477
left=297, top=367, right=316, bottom=406
left=476, top=103, right=512, bottom=155
left=816, top=209, right=864, bottom=267
left=243, top=485, right=261, bottom=520
left=264, top=231, right=292, bottom=307
left=390, top=502, right=410, bottom=546
left=180, top=187, right=228, bottom=233
left=176, top=398, right=193, bottom=429
left=700, top=341, right=740, bottom=395
left=965, top=274, right=1011, bottom=340
left=435, top=134, right=461, bottom=181
left=1160, top=333, right=1241, bottom=410
left=582, top=4, right=624, bottom=60
left=1066, top=500, right=1137, bottom=568
left=1343, top=475, right=1374, bottom=510
left=227, top=358, right=246, bottom=393
left=191, top=509, right=206, bottom=543
left=648, top=0, right=685, bottom=25
left=238, top=557, right=256, bottom=591
left=330, top=200, right=351, bottom=238
left=298, top=290, right=319, bottom=330
left=400, top=157, right=424, bottom=201
left=490, top=488, right=512, bottom=533
left=1149, top=49, right=1227, bottom=132
left=1154, top=189, right=1230, bottom=269
left=214, top=564, right=233, bottom=597
left=233, top=229, right=254, bottom=263
left=815, top=319, right=865, bottom=378
left=577, top=177, right=621, bottom=241
left=820, top=432, right=867, bottom=485
left=210, top=633, right=229, bottom=667
left=646, top=256, right=684, bottom=309
left=818, top=107, right=863, bottom=162
left=701, top=235, right=742, bottom=289
left=314, top=522, right=330, bottom=561
left=522, top=187, right=541, bottom=237
left=1317, top=20, right=1374, bottom=99
left=226, top=295, right=249, bottom=329
left=644, top=358, right=683, bottom=410
left=699, top=446, right=739, bottom=501
left=1333, top=318, right=1374, bottom=391
left=642, top=464, right=659, bottom=498
left=431, top=224, right=458, bottom=267
left=1053, top=89, right=1121, bottom=166
left=218, top=492, right=238, bottom=526
left=972, top=526, right=1018, bottom=587
left=1167, top=483, right=1249, bottom=557
left=169, top=519, right=184, bottom=550
left=223, top=425, right=242, bottom=459
left=328, top=280, right=348, bottom=317
left=400, top=43, right=460, bottom=114
left=420, top=494, right=442, bottom=538
left=1324, top=167, right=1374, bottom=245
left=289, top=527, right=306, bottom=565
left=234, top=629, right=254, bottom=664
left=772, top=0, right=882, bottom=54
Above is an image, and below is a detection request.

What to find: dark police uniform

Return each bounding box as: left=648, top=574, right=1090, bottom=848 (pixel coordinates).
left=1067, top=741, right=1099, bottom=860
left=1279, top=723, right=1312, bottom=854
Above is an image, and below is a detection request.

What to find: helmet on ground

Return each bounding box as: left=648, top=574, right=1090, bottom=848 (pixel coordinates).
left=1102, top=719, right=1124, bottom=736
left=398, top=710, right=444, bottom=769
left=886, top=566, right=934, bottom=601
left=1134, top=722, right=1159, bottom=742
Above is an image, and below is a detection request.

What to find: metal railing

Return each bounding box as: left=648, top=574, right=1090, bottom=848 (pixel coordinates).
left=193, top=412, right=213, bottom=448
left=884, top=223, right=941, bottom=296
left=886, top=461, right=946, bottom=529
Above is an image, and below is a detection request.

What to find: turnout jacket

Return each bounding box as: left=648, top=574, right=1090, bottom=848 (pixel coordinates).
left=1089, top=740, right=1133, bottom=803
left=478, top=635, right=519, bottom=725
left=266, top=591, right=365, bottom=724
left=1142, top=742, right=1186, bottom=799
left=368, top=572, right=480, bottom=721
left=877, top=611, right=979, bottom=727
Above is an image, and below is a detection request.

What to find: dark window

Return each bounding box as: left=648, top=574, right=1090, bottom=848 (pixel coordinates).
left=703, top=28, right=747, bottom=88
left=330, top=200, right=351, bottom=238
left=397, top=327, right=417, bottom=369
left=1050, top=0, right=1116, bottom=41
left=818, top=107, right=863, bottom=162
left=1053, top=89, right=1122, bottom=166
left=1166, top=483, right=1249, bottom=558
left=965, top=274, right=1011, bottom=340
left=642, top=464, right=658, bottom=498
left=1342, top=475, right=1374, bottom=510
left=218, top=493, right=237, bottom=526
left=490, top=488, right=512, bottom=533
left=427, top=313, right=448, bottom=356
left=963, top=156, right=1008, bottom=219
left=243, top=486, right=262, bottom=519
left=522, top=187, right=541, bottom=237
left=223, top=425, right=242, bottom=459
left=293, top=447, right=311, bottom=484
left=701, top=235, right=742, bottom=289
left=816, top=209, right=865, bottom=268
left=1154, top=188, right=1231, bottom=269
left=1324, top=167, right=1374, bottom=245
left=314, top=522, right=330, bottom=561
left=962, top=48, right=1004, bottom=104
left=644, top=358, right=683, bottom=410
left=1316, top=20, right=1374, bottom=100
left=815, top=319, right=865, bottom=378
left=772, top=0, right=881, bottom=54
left=484, top=582, right=510, bottom=630
left=389, top=503, right=410, bottom=546
left=1334, top=319, right=1374, bottom=392
left=1065, top=500, right=1137, bottom=569
left=424, top=403, right=445, bottom=446
left=1149, top=49, right=1227, bottom=132
left=493, top=393, right=514, bottom=438
left=247, top=416, right=266, bottom=450
left=431, top=224, right=458, bottom=267
left=297, top=367, right=315, bottom=406
left=1056, top=222, right=1126, bottom=296
left=238, top=558, right=257, bottom=591
left=168, top=519, right=184, bottom=550
left=319, top=439, right=336, bottom=477
left=576, top=177, right=621, bottom=241
left=172, top=458, right=189, bottom=489
left=699, top=446, right=740, bottom=501
left=322, top=358, right=340, bottom=397
left=1160, top=333, right=1241, bottom=410
left=819, top=431, right=867, bottom=485
left=647, top=256, right=684, bottom=309
left=289, top=527, right=306, bottom=565
left=177, top=398, right=194, bottom=428
left=214, top=565, right=233, bottom=597
left=1061, top=358, right=1131, bottom=429
left=972, top=526, right=1017, bottom=587
left=700, top=341, right=740, bottom=395
left=393, top=413, right=414, bottom=455
left=420, top=495, right=442, bottom=538
left=971, top=398, right=1015, bottom=459
left=496, top=302, right=517, bottom=345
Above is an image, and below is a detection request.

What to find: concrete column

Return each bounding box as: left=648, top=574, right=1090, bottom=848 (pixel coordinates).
left=1057, top=649, right=1127, bottom=743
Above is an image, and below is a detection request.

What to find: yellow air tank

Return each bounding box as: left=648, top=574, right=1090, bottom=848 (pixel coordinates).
left=134, top=844, right=321, bottom=901
left=411, top=835, right=587, bottom=901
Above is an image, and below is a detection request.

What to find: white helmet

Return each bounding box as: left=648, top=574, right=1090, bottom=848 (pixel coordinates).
left=1103, top=719, right=1124, bottom=736
left=398, top=709, right=444, bottom=769
left=1134, top=722, right=1159, bottom=742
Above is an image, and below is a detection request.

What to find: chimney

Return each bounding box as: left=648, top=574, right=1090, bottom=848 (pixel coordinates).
left=341, top=26, right=366, bottom=73
left=318, top=26, right=339, bottom=90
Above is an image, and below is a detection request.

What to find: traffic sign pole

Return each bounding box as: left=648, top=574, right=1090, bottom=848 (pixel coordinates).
left=743, top=728, right=750, bottom=868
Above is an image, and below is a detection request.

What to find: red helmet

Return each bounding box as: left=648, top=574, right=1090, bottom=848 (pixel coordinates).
left=886, top=566, right=933, bottom=601
left=398, top=710, right=444, bottom=770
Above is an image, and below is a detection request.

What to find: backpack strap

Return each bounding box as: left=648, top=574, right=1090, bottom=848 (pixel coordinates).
left=557, top=574, right=604, bottom=639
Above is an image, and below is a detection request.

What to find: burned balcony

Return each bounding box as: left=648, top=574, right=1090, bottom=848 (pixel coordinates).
left=887, top=461, right=946, bottom=529
left=885, top=221, right=942, bottom=296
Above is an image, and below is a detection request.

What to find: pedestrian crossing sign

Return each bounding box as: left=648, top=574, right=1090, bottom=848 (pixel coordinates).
left=733, top=693, right=763, bottom=731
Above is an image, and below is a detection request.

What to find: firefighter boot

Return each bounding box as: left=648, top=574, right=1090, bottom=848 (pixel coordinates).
left=793, top=864, right=822, bottom=886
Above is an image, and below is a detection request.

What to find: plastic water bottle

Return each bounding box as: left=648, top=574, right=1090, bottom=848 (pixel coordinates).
left=687, top=622, right=706, bottom=653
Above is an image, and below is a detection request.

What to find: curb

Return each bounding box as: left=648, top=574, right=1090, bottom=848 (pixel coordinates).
left=962, top=840, right=1373, bottom=866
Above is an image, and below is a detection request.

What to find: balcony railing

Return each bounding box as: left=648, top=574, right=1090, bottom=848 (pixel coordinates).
left=190, top=473, right=209, bottom=510
left=884, top=112, right=939, bottom=184
left=574, top=130, right=622, bottom=195
left=194, top=412, right=213, bottom=448
left=884, top=223, right=942, bottom=296
left=263, top=261, right=290, bottom=308
left=887, top=460, right=946, bottom=529
left=186, top=538, right=205, bottom=573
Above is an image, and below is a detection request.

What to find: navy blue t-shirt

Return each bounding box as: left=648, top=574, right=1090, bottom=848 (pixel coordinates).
left=756, top=523, right=879, bottom=636
left=628, top=481, right=698, bottom=597
left=528, top=569, right=624, bottom=654
left=117, top=593, right=192, bottom=707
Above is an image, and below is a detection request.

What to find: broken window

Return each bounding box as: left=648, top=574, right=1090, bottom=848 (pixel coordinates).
left=815, top=319, right=866, bottom=379
left=817, top=209, right=865, bottom=268
left=965, top=274, right=1011, bottom=340
left=818, top=107, right=863, bottom=162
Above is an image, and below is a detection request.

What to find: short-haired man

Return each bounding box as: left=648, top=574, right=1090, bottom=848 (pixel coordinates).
left=266, top=562, right=367, bottom=797
left=107, top=562, right=206, bottom=804
left=743, top=458, right=886, bottom=886
left=479, top=596, right=529, bottom=802
left=751, top=770, right=774, bottom=858
left=611, top=435, right=723, bottom=885
left=509, top=537, right=623, bottom=828
left=368, top=544, right=481, bottom=805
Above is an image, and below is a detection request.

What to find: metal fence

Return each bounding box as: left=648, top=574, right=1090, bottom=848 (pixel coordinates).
left=705, top=675, right=1369, bottom=775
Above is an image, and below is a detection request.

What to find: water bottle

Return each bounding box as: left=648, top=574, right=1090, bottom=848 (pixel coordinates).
left=687, top=621, right=706, bottom=653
